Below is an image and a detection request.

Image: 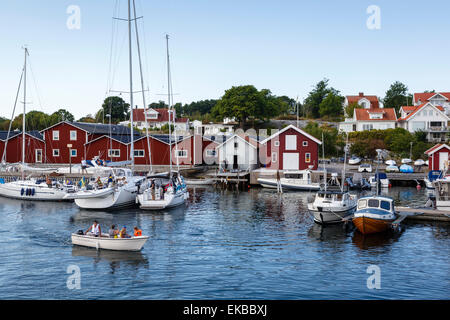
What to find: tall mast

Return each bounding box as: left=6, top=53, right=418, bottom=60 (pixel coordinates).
left=132, top=0, right=152, bottom=173
left=342, top=132, right=348, bottom=192
left=166, top=34, right=173, bottom=173
left=127, top=0, right=135, bottom=172
left=22, top=47, right=28, bottom=179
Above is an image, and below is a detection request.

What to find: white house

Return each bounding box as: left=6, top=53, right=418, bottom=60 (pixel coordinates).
left=398, top=102, right=449, bottom=143
left=343, top=92, right=381, bottom=114
left=215, top=134, right=259, bottom=171
left=120, top=107, right=190, bottom=133
left=413, top=92, right=450, bottom=114
left=339, top=108, right=397, bottom=133
left=192, top=121, right=234, bottom=136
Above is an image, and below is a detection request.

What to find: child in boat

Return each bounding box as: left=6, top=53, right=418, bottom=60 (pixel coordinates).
left=119, top=226, right=131, bottom=238
left=108, top=224, right=119, bottom=238
left=133, top=227, right=142, bottom=237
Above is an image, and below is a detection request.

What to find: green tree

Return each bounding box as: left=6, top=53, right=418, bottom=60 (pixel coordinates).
left=319, top=92, right=344, bottom=118
left=101, top=96, right=130, bottom=123
left=49, top=109, right=74, bottom=125
left=148, top=101, right=168, bottom=109
left=303, top=121, right=343, bottom=157
left=344, top=101, right=361, bottom=118
left=12, top=111, right=50, bottom=131
left=303, top=78, right=340, bottom=118
left=77, top=114, right=96, bottom=123
left=383, top=81, right=413, bottom=115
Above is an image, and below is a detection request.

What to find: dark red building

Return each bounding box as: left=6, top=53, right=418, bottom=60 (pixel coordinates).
left=425, top=144, right=450, bottom=171
left=0, top=131, right=45, bottom=164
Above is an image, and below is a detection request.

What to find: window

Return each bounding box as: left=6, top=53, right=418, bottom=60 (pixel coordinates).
left=53, top=149, right=60, bottom=157
left=380, top=201, right=391, bottom=211
left=305, top=153, right=311, bottom=163
left=70, top=149, right=77, bottom=157
left=363, top=124, right=373, bottom=131
left=53, top=130, right=59, bottom=141
left=368, top=199, right=379, bottom=208
left=302, top=141, right=308, bottom=147
left=285, top=135, right=297, bottom=150
left=271, top=152, right=277, bottom=163
left=134, top=150, right=145, bottom=157
left=274, top=141, right=280, bottom=147
left=176, top=150, right=188, bottom=158
left=234, top=142, right=238, bottom=148
left=70, top=130, right=77, bottom=141
left=206, top=149, right=216, bottom=157
left=108, top=149, right=120, bottom=157
left=148, top=113, right=158, bottom=119
left=358, top=199, right=367, bottom=209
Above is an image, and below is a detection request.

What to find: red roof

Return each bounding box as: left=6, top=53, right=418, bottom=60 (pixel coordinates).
left=425, top=143, right=450, bottom=155
left=354, top=108, right=397, bottom=121
left=413, top=92, right=450, bottom=104
left=132, top=108, right=188, bottom=123
left=398, top=103, right=445, bottom=121
left=346, top=93, right=380, bottom=109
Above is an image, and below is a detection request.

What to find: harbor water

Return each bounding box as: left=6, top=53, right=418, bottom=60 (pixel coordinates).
left=0, top=186, right=448, bottom=299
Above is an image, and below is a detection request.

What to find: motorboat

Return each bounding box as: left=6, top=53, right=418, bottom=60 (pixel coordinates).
left=348, top=156, right=361, bottom=165
left=0, top=178, right=74, bottom=201
left=345, top=173, right=371, bottom=190
left=369, top=172, right=390, bottom=188
left=353, top=195, right=398, bottom=234
left=399, top=164, right=414, bottom=173
left=137, top=172, right=188, bottom=210
left=65, top=168, right=144, bottom=210
left=385, top=160, right=396, bottom=166
left=308, top=190, right=357, bottom=224
left=434, top=173, right=450, bottom=211
left=358, top=163, right=372, bottom=173
left=385, top=165, right=399, bottom=173
left=414, top=159, right=425, bottom=166
left=424, top=170, right=442, bottom=190
left=55, top=156, right=113, bottom=175
left=71, top=233, right=149, bottom=251
left=401, top=158, right=413, bottom=164
left=258, top=169, right=322, bottom=191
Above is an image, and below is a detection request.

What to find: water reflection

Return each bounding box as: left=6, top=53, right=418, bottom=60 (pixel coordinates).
left=351, top=230, right=402, bottom=250
left=307, top=223, right=350, bottom=243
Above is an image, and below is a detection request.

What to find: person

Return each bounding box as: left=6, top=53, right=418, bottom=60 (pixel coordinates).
left=108, top=224, right=119, bottom=238
left=85, top=220, right=101, bottom=237
left=81, top=159, right=88, bottom=174
left=46, top=176, right=52, bottom=188
left=119, top=226, right=130, bottom=238
left=133, top=227, right=142, bottom=237
left=96, top=176, right=103, bottom=188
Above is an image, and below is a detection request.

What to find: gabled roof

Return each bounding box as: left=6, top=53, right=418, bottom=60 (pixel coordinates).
left=40, top=121, right=133, bottom=135
left=132, top=108, right=188, bottom=123
left=215, top=133, right=260, bottom=150
left=424, top=144, right=450, bottom=155
left=0, top=130, right=21, bottom=141
left=203, top=135, right=228, bottom=144
left=133, top=134, right=185, bottom=146
left=397, top=102, right=447, bottom=122
left=346, top=93, right=380, bottom=108
left=354, top=108, right=397, bottom=121
left=85, top=134, right=142, bottom=146
left=414, top=92, right=450, bottom=104
left=260, top=124, right=322, bottom=145
left=0, top=130, right=44, bottom=142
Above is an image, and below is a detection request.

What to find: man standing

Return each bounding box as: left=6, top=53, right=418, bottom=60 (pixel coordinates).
left=81, top=159, right=88, bottom=174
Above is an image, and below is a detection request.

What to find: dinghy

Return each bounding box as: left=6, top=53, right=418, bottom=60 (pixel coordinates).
left=71, top=233, right=149, bottom=251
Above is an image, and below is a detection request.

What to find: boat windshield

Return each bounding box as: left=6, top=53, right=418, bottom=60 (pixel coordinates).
left=368, top=199, right=379, bottom=208
left=358, top=198, right=391, bottom=211
left=357, top=199, right=367, bottom=209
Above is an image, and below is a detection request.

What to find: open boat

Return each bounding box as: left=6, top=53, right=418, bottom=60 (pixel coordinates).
left=257, top=169, right=322, bottom=191
left=424, top=170, right=442, bottom=190
left=71, top=233, right=149, bottom=251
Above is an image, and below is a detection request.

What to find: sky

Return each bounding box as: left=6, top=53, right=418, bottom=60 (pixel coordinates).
left=1, top=0, right=450, bottom=120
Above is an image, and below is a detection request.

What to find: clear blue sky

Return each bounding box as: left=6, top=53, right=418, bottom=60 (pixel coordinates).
left=1, top=0, right=450, bottom=120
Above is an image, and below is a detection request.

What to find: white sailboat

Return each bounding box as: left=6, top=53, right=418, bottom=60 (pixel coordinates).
left=308, top=133, right=357, bottom=224
left=66, top=0, right=144, bottom=210
left=137, top=35, right=188, bottom=210
left=0, top=48, right=72, bottom=201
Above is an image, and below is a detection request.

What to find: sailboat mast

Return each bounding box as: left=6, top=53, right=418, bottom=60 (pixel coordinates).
left=132, top=0, right=152, bottom=173
left=342, top=133, right=348, bottom=192
left=127, top=0, right=135, bottom=172
left=166, top=34, right=173, bottom=173
left=322, top=132, right=326, bottom=192
left=22, top=47, right=28, bottom=178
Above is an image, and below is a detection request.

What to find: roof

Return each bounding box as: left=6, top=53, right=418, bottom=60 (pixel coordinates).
left=132, top=108, right=188, bottom=123
left=85, top=134, right=142, bottom=145
left=414, top=92, right=450, bottom=104
left=133, top=134, right=185, bottom=145
left=346, top=93, right=380, bottom=108
left=203, top=135, right=228, bottom=144
left=354, top=108, right=397, bottom=121
left=40, top=121, right=133, bottom=135
left=424, top=143, right=450, bottom=155
left=0, top=130, right=43, bottom=142
left=397, top=102, right=447, bottom=122
left=215, top=133, right=260, bottom=150
left=260, top=124, right=322, bottom=145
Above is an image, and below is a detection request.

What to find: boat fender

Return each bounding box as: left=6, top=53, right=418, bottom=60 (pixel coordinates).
left=26, top=188, right=30, bottom=196
left=21, top=188, right=24, bottom=196
left=31, top=188, right=35, bottom=196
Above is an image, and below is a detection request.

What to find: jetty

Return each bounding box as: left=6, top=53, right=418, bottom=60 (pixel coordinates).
left=396, top=207, right=450, bottom=222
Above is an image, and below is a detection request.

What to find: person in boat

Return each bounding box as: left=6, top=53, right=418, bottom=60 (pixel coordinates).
left=150, top=180, right=156, bottom=200
left=81, top=159, right=88, bottom=174
left=119, top=226, right=131, bottom=238
left=46, top=176, right=52, bottom=188
left=108, top=224, right=119, bottom=238
left=96, top=177, right=103, bottom=189
left=107, top=174, right=114, bottom=187
left=85, top=220, right=101, bottom=237
left=133, top=227, right=142, bottom=237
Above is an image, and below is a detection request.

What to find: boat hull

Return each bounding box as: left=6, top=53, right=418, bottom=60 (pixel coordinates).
left=0, top=181, right=69, bottom=201
left=308, top=203, right=356, bottom=224
left=353, top=216, right=393, bottom=234
left=74, top=186, right=138, bottom=210
left=257, top=178, right=321, bottom=191
left=138, top=190, right=186, bottom=210
left=71, top=234, right=149, bottom=251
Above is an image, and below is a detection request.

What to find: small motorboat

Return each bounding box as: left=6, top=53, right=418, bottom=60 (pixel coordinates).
left=385, top=165, right=399, bottom=173
left=399, top=164, right=414, bottom=173
left=369, top=172, right=390, bottom=188
left=353, top=195, right=398, bottom=234
left=424, top=170, right=442, bottom=190
left=401, top=158, right=413, bottom=164
left=71, top=233, right=149, bottom=251
left=345, top=173, right=371, bottom=190
left=308, top=190, right=357, bottom=224
left=258, top=169, right=322, bottom=191
left=414, top=159, right=425, bottom=166
left=348, top=156, right=361, bottom=165
left=385, top=160, right=396, bottom=166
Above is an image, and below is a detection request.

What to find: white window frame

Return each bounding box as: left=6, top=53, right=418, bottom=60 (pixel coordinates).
left=302, top=141, right=308, bottom=147
left=134, top=149, right=145, bottom=157
left=274, top=141, right=280, bottom=147
left=108, top=149, right=121, bottom=157
left=176, top=150, right=188, bottom=158
left=70, top=149, right=77, bottom=157
left=305, top=153, right=311, bottom=163
left=285, top=135, right=297, bottom=150
left=53, top=149, right=60, bottom=157
left=53, top=130, right=59, bottom=141
left=70, top=130, right=77, bottom=141
left=206, top=149, right=216, bottom=157
left=271, top=152, right=277, bottom=163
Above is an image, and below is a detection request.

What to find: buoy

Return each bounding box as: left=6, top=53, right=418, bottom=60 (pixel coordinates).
left=389, top=184, right=392, bottom=188
left=416, top=184, right=421, bottom=190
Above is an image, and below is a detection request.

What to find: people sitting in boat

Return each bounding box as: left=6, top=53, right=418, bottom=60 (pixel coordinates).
left=85, top=220, right=101, bottom=237
left=96, top=177, right=104, bottom=189
left=119, top=226, right=131, bottom=238
left=108, top=224, right=119, bottom=238
left=133, top=227, right=142, bottom=237
left=107, top=174, right=114, bottom=187
left=46, top=176, right=52, bottom=188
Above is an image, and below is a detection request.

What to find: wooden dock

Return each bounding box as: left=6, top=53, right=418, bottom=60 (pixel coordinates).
left=396, top=207, right=450, bottom=222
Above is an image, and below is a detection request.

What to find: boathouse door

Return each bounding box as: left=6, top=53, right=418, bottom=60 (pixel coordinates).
left=439, top=152, right=448, bottom=171
left=283, top=153, right=299, bottom=170
left=233, top=155, right=238, bottom=170
left=35, top=149, right=43, bottom=163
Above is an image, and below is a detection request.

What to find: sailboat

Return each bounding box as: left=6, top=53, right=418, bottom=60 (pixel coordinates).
left=137, top=35, right=188, bottom=210
left=65, top=0, right=144, bottom=209
left=0, top=48, right=72, bottom=201
left=353, top=149, right=398, bottom=234
left=308, top=133, right=357, bottom=224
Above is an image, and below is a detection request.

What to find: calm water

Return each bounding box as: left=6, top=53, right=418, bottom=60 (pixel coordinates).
left=0, top=186, right=449, bottom=300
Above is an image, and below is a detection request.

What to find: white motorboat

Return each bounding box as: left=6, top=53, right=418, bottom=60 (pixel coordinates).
left=258, top=169, right=322, bottom=191
left=401, top=158, right=413, bottom=164
left=71, top=233, right=149, bottom=251
left=434, top=173, right=450, bottom=211
left=414, top=159, right=425, bottom=166
left=348, top=156, right=361, bottom=165
left=308, top=190, right=357, bottom=224
left=369, top=172, right=390, bottom=188
left=66, top=168, right=144, bottom=210
left=56, top=156, right=113, bottom=175
left=424, top=170, right=442, bottom=190
left=0, top=178, right=74, bottom=201
left=385, top=160, right=396, bottom=166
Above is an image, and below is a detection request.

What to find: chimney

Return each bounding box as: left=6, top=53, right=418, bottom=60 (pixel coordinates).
left=359, top=92, right=364, bottom=97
